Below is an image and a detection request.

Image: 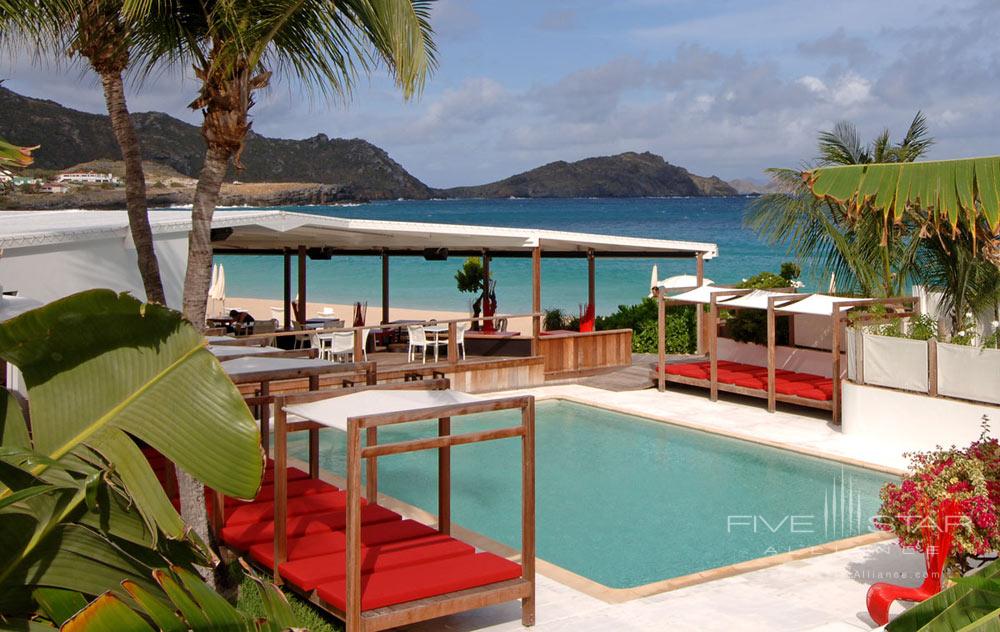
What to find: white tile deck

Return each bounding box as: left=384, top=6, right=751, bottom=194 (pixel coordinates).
left=400, top=385, right=923, bottom=632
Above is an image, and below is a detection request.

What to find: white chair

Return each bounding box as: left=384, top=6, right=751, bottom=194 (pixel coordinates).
left=454, top=322, right=470, bottom=360
left=270, top=306, right=284, bottom=328
left=407, top=325, right=447, bottom=363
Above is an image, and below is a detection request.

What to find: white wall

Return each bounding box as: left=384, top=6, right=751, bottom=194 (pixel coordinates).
left=842, top=382, right=998, bottom=452
left=0, top=232, right=188, bottom=309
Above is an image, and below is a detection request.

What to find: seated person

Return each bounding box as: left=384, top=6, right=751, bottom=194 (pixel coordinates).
left=228, top=309, right=255, bottom=336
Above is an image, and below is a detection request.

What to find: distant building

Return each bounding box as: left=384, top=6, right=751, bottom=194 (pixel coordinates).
left=12, top=176, right=41, bottom=186
left=56, top=171, right=119, bottom=185
left=39, top=183, right=70, bottom=193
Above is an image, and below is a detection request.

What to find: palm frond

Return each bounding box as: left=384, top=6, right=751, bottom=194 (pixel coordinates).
left=818, top=121, right=869, bottom=166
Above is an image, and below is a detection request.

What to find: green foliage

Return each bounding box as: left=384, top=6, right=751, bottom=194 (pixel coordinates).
left=724, top=268, right=793, bottom=344
left=237, top=572, right=340, bottom=632
left=595, top=299, right=696, bottom=353
left=885, top=560, right=1000, bottom=631
left=779, top=262, right=801, bottom=282
left=455, top=257, right=485, bottom=294
left=0, top=291, right=269, bottom=627
left=543, top=308, right=567, bottom=331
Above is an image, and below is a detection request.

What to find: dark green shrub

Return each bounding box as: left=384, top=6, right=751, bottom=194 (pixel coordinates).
left=543, top=308, right=567, bottom=331
left=725, top=267, right=794, bottom=344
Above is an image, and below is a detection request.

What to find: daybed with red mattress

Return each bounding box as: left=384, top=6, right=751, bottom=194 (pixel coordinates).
left=191, top=380, right=536, bottom=632
left=655, top=359, right=835, bottom=410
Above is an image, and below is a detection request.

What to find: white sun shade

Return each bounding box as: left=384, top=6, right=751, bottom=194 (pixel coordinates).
left=718, top=290, right=793, bottom=310
left=775, top=294, right=870, bottom=316
left=0, top=294, right=43, bottom=321
left=284, top=389, right=485, bottom=432
left=668, top=285, right=741, bottom=304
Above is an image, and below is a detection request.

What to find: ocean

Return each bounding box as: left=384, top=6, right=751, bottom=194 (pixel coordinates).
left=214, top=197, right=801, bottom=316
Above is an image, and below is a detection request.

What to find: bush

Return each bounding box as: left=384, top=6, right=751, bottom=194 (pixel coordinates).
left=724, top=266, right=794, bottom=344
left=543, top=308, right=568, bottom=331
left=876, top=419, right=1000, bottom=574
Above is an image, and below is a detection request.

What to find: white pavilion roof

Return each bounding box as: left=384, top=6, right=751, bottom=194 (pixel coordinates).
left=0, top=209, right=717, bottom=259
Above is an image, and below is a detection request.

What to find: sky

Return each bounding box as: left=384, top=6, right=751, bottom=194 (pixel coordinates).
left=3, top=0, right=999, bottom=188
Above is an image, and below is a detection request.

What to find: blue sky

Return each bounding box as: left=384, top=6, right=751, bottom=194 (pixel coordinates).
left=4, top=0, right=999, bottom=187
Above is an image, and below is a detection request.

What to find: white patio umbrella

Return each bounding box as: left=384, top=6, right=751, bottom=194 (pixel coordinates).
left=650, top=273, right=714, bottom=297
left=648, top=265, right=659, bottom=297
left=828, top=272, right=837, bottom=294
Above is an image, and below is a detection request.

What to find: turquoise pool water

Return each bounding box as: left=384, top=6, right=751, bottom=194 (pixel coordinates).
left=288, top=400, right=894, bottom=589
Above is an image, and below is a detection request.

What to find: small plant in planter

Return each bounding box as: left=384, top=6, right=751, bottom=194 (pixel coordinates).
left=876, top=419, right=1000, bottom=575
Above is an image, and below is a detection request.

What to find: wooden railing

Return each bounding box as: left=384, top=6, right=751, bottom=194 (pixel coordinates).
left=537, top=328, right=632, bottom=377
left=224, top=312, right=545, bottom=363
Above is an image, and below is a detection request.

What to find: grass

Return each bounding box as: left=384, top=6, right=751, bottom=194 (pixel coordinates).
left=236, top=573, right=343, bottom=632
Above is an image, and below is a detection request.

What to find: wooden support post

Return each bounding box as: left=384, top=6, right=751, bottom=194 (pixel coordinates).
left=282, top=249, right=292, bottom=331
left=353, top=329, right=363, bottom=362
left=521, top=399, right=536, bottom=627
left=831, top=306, right=843, bottom=426
left=657, top=290, right=666, bottom=392
left=438, top=417, right=451, bottom=534
left=273, top=402, right=288, bottom=581
left=381, top=252, right=390, bottom=325
left=366, top=427, right=379, bottom=501
left=307, top=375, right=319, bottom=478
left=587, top=248, right=595, bottom=311
left=208, top=487, right=225, bottom=539
left=709, top=296, right=719, bottom=401
left=345, top=419, right=362, bottom=632
left=447, top=322, right=458, bottom=363
left=260, top=381, right=270, bottom=458
left=531, top=247, right=541, bottom=356
left=928, top=337, right=939, bottom=397
left=766, top=299, right=777, bottom=413
left=695, top=253, right=705, bottom=355
left=482, top=251, right=491, bottom=331
left=297, top=245, right=307, bottom=324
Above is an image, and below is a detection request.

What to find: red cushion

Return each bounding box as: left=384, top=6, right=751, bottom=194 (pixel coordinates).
left=731, top=376, right=765, bottom=390
left=280, top=537, right=474, bottom=590
left=249, top=519, right=440, bottom=567
left=315, top=553, right=523, bottom=612
left=262, top=465, right=310, bottom=485
left=225, top=478, right=337, bottom=507
left=221, top=505, right=401, bottom=549
left=224, top=490, right=351, bottom=526
left=795, top=387, right=832, bottom=401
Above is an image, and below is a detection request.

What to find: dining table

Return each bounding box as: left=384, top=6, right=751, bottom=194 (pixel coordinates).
left=422, top=324, right=450, bottom=362
left=220, top=355, right=377, bottom=459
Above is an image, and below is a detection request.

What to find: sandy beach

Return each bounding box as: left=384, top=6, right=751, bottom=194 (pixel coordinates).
left=225, top=296, right=533, bottom=331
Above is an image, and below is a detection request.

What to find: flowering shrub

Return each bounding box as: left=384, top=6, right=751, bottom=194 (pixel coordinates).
left=877, top=423, right=1000, bottom=572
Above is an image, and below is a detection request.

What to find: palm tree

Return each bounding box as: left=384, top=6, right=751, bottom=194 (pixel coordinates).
left=126, top=0, right=436, bottom=327
left=745, top=113, right=933, bottom=297
left=122, top=0, right=436, bottom=581
left=2, top=1, right=166, bottom=304
left=69, top=1, right=166, bottom=304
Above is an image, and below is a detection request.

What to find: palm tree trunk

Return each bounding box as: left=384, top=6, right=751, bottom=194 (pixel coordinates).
left=98, top=70, right=166, bottom=305
left=182, top=145, right=229, bottom=328
left=178, top=144, right=231, bottom=589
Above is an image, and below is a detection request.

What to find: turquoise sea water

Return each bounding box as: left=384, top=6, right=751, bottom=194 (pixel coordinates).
left=213, top=197, right=802, bottom=315
left=289, top=400, right=893, bottom=589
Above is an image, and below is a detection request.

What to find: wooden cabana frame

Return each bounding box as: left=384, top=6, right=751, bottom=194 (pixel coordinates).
left=654, top=288, right=919, bottom=424
left=258, top=380, right=536, bottom=632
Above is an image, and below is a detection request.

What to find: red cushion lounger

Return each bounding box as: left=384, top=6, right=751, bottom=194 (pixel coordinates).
left=221, top=505, right=401, bottom=550
left=315, top=553, right=523, bottom=612
left=280, top=536, right=475, bottom=590
left=249, top=519, right=441, bottom=568
left=224, top=490, right=353, bottom=526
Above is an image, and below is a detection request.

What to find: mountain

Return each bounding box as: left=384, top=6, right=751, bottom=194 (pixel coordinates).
left=728, top=177, right=791, bottom=195
left=0, top=86, right=432, bottom=200
left=436, top=152, right=738, bottom=198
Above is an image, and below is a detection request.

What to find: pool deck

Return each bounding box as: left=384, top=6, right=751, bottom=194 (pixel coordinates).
left=403, top=384, right=919, bottom=632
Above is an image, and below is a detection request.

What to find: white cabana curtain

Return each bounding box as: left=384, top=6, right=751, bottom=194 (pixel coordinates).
left=862, top=333, right=929, bottom=392
left=284, top=389, right=483, bottom=432
left=669, top=285, right=737, bottom=304
left=937, top=343, right=1000, bottom=405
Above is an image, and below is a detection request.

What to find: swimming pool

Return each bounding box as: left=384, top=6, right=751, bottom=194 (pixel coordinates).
left=288, top=400, right=894, bottom=589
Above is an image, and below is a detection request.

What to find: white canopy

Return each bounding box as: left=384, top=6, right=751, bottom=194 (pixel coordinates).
left=219, top=355, right=336, bottom=378
left=284, top=389, right=483, bottom=432
left=775, top=294, right=870, bottom=316
left=668, top=285, right=740, bottom=305
left=718, top=289, right=791, bottom=310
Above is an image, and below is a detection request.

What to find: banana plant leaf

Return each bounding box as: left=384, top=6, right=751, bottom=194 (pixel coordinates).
left=887, top=560, right=1000, bottom=631
left=0, top=138, right=36, bottom=169
left=804, top=156, right=1000, bottom=235
left=60, top=566, right=297, bottom=632
left=0, top=290, right=264, bottom=539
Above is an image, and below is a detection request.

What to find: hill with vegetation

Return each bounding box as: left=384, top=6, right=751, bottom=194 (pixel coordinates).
left=0, top=86, right=431, bottom=200
left=436, top=152, right=738, bottom=198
